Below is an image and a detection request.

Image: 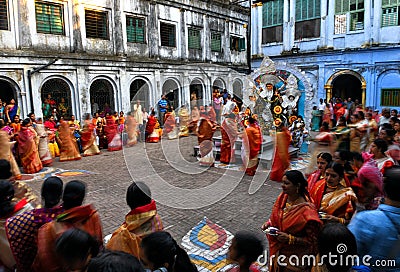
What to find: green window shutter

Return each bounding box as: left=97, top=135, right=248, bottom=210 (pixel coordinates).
left=211, top=32, right=221, bottom=52
left=35, top=1, right=64, bottom=35
left=239, top=37, right=246, bottom=51
left=188, top=28, right=201, bottom=49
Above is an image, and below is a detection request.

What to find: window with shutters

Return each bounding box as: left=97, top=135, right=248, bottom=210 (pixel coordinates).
left=126, top=16, right=145, bottom=43
left=230, top=36, right=246, bottom=51
left=295, top=0, right=321, bottom=21
left=211, top=31, right=221, bottom=52
left=262, top=0, right=284, bottom=43
left=381, top=89, right=400, bottom=106
left=382, top=0, right=399, bottom=26
left=85, top=9, right=108, bottom=39
left=335, top=0, right=364, bottom=31
left=188, top=27, right=201, bottom=49
left=0, top=0, right=8, bottom=30
left=35, top=1, right=64, bottom=35
left=160, top=22, right=176, bottom=47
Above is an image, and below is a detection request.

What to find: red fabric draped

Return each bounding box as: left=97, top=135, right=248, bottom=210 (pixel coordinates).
left=104, top=116, right=122, bottom=151
left=269, top=128, right=290, bottom=182
left=243, top=124, right=262, bottom=176
left=17, top=127, right=43, bottom=174
left=268, top=193, right=322, bottom=258
left=146, top=115, right=156, bottom=135
left=220, top=118, right=238, bottom=164
left=163, top=112, right=175, bottom=134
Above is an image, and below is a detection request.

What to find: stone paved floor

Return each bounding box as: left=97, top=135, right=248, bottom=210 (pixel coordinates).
left=26, top=135, right=283, bottom=244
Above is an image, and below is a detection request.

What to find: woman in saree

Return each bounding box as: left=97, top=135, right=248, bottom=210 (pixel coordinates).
left=311, top=106, right=321, bottom=131
left=322, top=104, right=332, bottom=128
left=262, top=170, right=322, bottom=272
left=220, top=113, right=238, bottom=165
left=163, top=109, right=178, bottom=140
left=58, top=98, right=68, bottom=118
left=369, top=138, right=395, bottom=173
left=34, top=118, right=53, bottom=166
left=178, top=106, right=190, bottom=137
left=6, top=177, right=64, bottom=272
left=307, top=152, right=332, bottom=191
left=270, top=123, right=291, bottom=182
left=58, top=120, right=81, bottom=162
left=80, top=114, right=100, bottom=156
left=104, top=113, right=122, bottom=151
left=17, top=118, right=43, bottom=174
left=125, top=113, right=138, bottom=147
left=145, top=111, right=157, bottom=142
left=5, top=99, right=18, bottom=124
left=0, top=131, right=21, bottom=179
left=241, top=117, right=262, bottom=176
left=189, top=106, right=200, bottom=132
left=310, top=162, right=357, bottom=225
left=197, top=117, right=216, bottom=167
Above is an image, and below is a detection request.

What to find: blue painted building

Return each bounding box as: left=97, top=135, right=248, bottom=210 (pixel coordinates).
left=250, top=0, right=400, bottom=121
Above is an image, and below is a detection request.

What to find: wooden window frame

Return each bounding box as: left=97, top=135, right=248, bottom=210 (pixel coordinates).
left=126, top=16, right=146, bottom=43
left=160, top=22, right=176, bottom=47
left=85, top=9, right=109, bottom=40
left=35, top=1, right=64, bottom=35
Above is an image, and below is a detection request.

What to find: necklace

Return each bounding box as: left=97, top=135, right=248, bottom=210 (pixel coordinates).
left=285, top=197, right=300, bottom=208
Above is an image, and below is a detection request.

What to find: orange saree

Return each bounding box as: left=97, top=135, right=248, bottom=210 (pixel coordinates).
left=80, top=121, right=100, bottom=156
left=270, top=128, right=291, bottom=182
left=106, top=200, right=163, bottom=258
left=310, top=179, right=357, bottom=220
left=197, top=118, right=216, bottom=166
left=242, top=124, right=262, bottom=176
left=58, top=121, right=81, bottom=162
left=267, top=193, right=321, bottom=272
left=17, top=127, right=43, bottom=174
left=220, top=118, right=238, bottom=164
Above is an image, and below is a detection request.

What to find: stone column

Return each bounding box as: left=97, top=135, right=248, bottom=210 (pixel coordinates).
left=72, top=0, right=84, bottom=52
left=327, top=0, right=335, bottom=48
left=17, top=0, right=32, bottom=48
left=224, top=19, right=230, bottom=63
left=372, top=0, right=381, bottom=44
left=282, top=0, right=290, bottom=51
left=256, top=2, right=263, bottom=55
left=148, top=2, right=159, bottom=58
left=203, top=15, right=210, bottom=61
left=113, top=0, right=125, bottom=56
left=180, top=8, right=187, bottom=60
left=320, top=0, right=328, bottom=48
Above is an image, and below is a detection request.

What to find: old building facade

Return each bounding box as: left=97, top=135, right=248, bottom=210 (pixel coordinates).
left=251, top=0, right=400, bottom=119
left=0, top=0, right=249, bottom=120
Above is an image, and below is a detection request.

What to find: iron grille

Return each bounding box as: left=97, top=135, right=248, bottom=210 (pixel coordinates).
left=295, top=18, right=321, bottom=39
left=262, top=25, right=283, bottom=43
left=188, top=27, right=201, bottom=49
left=126, top=16, right=145, bottom=43
left=85, top=9, right=108, bottom=39
left=381, top=89, right=400, bottom=106
left=41, top=78, right=72, bottom=117
left=35, top=1, right=64, bottom=35
left=90, top=79, right=114, bottom=112
left=211, top=31, right=221, bottom=52
left=0, top=0, right=8, bottom=30
left=160, top=22, right=176, bottom=47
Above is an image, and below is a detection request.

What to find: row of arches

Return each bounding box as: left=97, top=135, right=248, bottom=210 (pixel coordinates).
left=0, top=75, right=244, bottom=119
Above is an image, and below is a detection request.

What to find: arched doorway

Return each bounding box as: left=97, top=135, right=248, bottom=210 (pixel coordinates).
left=190, top=78, right=204, bottom=109
left=41, top=78, right=73, bottom=118
left=232, top=79, right=243, bottom=98
left=332, top=74, right=362, bottom=102
left=212, top=78, right=225, bottom=92
left=162, top=78, right=180, bottom=110
left=0, top=80, right=17, bottom=104
left=90, top=79, right=115, bottom=114
left=130, top=78, right=150, bottom=112
left=325, top=70, right=366, bottom=106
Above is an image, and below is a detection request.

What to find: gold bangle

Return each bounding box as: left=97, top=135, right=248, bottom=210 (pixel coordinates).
left=339, top=218, right=345, bottom=224
left=288, top=234, right=295, bottom=245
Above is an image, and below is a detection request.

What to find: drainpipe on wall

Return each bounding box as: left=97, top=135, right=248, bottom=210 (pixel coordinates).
left=27, top=58, right=59, bottom=113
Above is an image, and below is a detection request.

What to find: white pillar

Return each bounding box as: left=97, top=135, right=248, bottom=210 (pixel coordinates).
left=320, top=0, right=328, bottom=48
left=327, top=0, right=335, bottom=47
left=364, top=0, right=372, bottom=43
left=282, top=0, right=290, bottom=51
left=372, top=0, right=381, bottom=44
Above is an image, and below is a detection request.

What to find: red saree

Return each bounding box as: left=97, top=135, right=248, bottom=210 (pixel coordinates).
left=17, top=127, right=43, bottom=174
left=58, top=121, right=81, bottom=162
left=104, top=116, right=122, bottom=151
left=270, top=128, right=291, bottom=182
left=6, top=206, right=64, bottom=272
left=163, top=112, right=178, bottom=139
left=106, top=200, right=163, bottom=258
left=197, top=118, right=216, bottom=166
left=242, top=125, right=262, bottom=176
left=80, top=121, right=100, bottom=156
left=145, top=115, right=157, bottom=142
left=33, top=204, right=103, bottom=272
left=220, top=118, right=238, bottom=164
left=267, top=193, right=322, bottom=272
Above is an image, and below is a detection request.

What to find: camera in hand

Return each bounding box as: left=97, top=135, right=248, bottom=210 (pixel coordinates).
left=264, top=227, right=279, bottom=236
